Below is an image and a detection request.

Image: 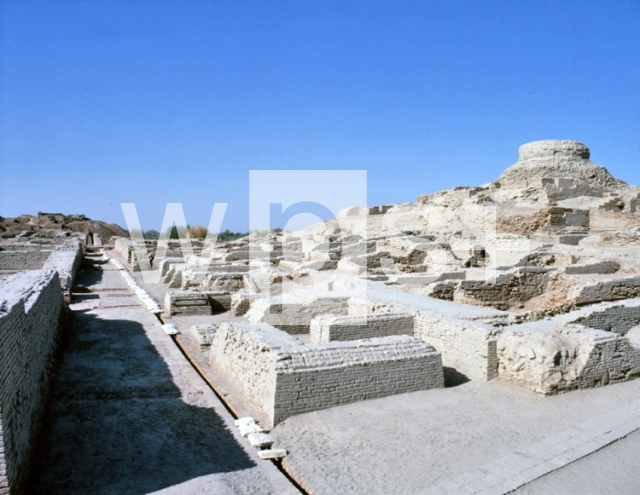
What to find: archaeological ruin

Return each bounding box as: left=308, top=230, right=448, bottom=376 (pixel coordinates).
left=2, top=140, right=640, bottom=494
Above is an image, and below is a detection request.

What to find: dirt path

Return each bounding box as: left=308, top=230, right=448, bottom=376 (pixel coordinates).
left=27, top=252, right=298, bottom=495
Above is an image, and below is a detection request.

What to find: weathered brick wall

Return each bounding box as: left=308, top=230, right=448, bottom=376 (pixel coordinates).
left=413, top=312, right=498, bottom=381
left=573, top=303, right=640, bottom=335
left=272, top=336, right=444, bottom=426
left=498, top=325, right=640, bottom=395
left=310, top=313, right=414, bottom=342
left=453, top=269, right=550, bottom=310
left=164, top=290, right=232, bottom=315
left=0, top=270, right=65, bottom=495
left=572, top=276, right=640, bottom=306
left=113, top=237, right=133, bottom=261
left=0, top=251, right=52, bottom=270
left=563, top=261, right=620, bottom=275
left=42, top=238, right=83, bottom=293
left=209, top=322, right=444, bottom=428
left=208, top=322, right=281, bottom=424
left=246, top=292, right=351, bottom=334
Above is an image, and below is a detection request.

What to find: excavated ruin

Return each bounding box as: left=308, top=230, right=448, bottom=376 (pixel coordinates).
left=105, top=139, right=640, bottom=425
left=1, top=140, right=639, bottom=494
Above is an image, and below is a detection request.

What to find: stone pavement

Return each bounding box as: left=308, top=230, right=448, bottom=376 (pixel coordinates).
left=512, top=429, right=640, bottom=495
left=425, top=399, right=640, bottom=494
left=271, top=377, right=640, bottom=495
left=26, top=253, right=298, bottom=495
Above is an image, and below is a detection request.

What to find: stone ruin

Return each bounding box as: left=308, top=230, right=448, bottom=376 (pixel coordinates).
left=110, top=140, right=640, bottom=426
left=1, top=141, right=639, bottom=492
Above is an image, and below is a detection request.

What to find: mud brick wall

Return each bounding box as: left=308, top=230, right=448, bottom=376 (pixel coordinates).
left=164, top=290, right=232, bottom=315
left=498, top=327, right=640, bottom=395
left=573, top=304, right=640, bottom=335
left=272, top=336, right=444, bottom=426
left=310, top=313, right=414, bottom=343
left=573, top=276, right=640, bottom=306
left=0, top=251, right=52, bottom=270
left=42, top=239, right=84, bottom=293
left=246, top=293, right=350, bottom=334
left=210, top=323, right=444, bottom=428
left=0, top=271, right=65, bottom=495
left=453, top=270, right=549, bottom=311
left=564, top=261, right=620, bottom=275
left=413, top=312, right=498, bottom=381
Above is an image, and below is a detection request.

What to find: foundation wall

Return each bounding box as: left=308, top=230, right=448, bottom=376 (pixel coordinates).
left=574, top=276, right=640, bottom=306
left=272, top=337, right=444, bottom=426
left=413, top=312, right=498, bottom=381
left=498, top=328, right=640, bottom=395
left=310, top=313, right=414, bottom=343
left=42, top=239, right=84, bottom=293
left=0, top=251, right=52, bottom=271
left=246, top=293, right=351, bottom=334
left=0, top=271, right=65, bottom=495
left=573, top=304, right=640, bottom=335
left=209, top=322, right=444, bottom=428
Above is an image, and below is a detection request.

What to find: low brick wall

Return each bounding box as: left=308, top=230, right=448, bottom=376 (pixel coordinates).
left=164, top=290, right=232, bottom=315
left=113, top=237, right=133, bottom=261
left=413, top=312, right=499, bottom=381
left=0, top=251, right=52, bottom=270
left=498, top=323, right=640, bottom=395
left=246, top=291, right=350, bottom=334
left=310, top=313, right=414, bottom=343
left=209, top=322, right=444, bottom=428
left=572, top=276, right=640, bottom=306
left=42, top=238, right=83, bottom=294
left=572, top=301, right=640, bottom=335
left=0, top=270, right=65, bottom=495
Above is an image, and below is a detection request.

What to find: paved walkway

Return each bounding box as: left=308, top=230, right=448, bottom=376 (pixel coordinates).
left=27, top=253, right=298, bottom=495
left=425, top=399, right=640, bottom=494
left=271, top=373, right=640, bottom=495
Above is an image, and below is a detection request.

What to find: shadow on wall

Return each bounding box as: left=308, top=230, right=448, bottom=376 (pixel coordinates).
left=26, top=309, right=255, bottom=495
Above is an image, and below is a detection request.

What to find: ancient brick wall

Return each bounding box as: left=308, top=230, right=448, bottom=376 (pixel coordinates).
left=498, top=326, right=640, bottom=395
left=272, top=336, right=443, bottom=426
left=310, top=313, right=414, bottom=342
left=573, top=276, right=640, bottom=306
left=0, top=251, right=52, bottom=271
left=0, top=270, right=65, bottom=494
left=113, top=237, right=133, bottom=261
left=210, top=322, right=444, bottom=428
left=41, top=238, right=83, bottom=293
left=413, top=312, right=498, bottom=381
left=573, top=303, right=640, bottom=335
left=246, top=292, right=351, bottom=334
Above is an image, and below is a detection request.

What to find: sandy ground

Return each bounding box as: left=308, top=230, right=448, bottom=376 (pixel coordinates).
left=27, top=253, right=298, bottom=495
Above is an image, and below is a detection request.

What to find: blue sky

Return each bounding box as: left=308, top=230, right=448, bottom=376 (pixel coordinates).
left=1, top=0, right=639, bottom=232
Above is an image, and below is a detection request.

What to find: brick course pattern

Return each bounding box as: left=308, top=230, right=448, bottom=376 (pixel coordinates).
left=246, top=291, right=350, bottom=334
left=413, top=312, right=499, bottom=381
left=0, top=251, right=52, bottom=270
left=164, top=290, right=232, bottom=315
left=310, top=313, right=414, bottom=343
left=0, top=271, right=65, bottom=495
left=209, top=322, right=444, bottom=428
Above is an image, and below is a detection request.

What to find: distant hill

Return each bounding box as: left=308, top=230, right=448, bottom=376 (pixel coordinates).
left=0, top=212, right=127, bottom=242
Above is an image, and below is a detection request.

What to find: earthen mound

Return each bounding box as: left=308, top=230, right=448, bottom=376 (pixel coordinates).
left=498, top=140, right=625, bottom=187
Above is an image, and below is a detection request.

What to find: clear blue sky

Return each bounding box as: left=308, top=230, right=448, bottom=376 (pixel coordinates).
left=1, top=0, right=639, bottom=232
